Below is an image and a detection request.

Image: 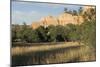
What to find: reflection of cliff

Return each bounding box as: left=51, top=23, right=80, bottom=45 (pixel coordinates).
left=31, top=6, right=95, bottom=29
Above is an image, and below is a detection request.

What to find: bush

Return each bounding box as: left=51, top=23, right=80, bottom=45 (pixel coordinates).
left=80, top=20, right=96, bottom=48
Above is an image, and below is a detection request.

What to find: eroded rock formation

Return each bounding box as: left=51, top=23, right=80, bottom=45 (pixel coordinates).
left=31, top=6, right=95, bottom=29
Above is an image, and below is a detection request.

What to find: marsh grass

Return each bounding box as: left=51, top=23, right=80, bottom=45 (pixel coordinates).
left=12, top=42, right=96, bottom=66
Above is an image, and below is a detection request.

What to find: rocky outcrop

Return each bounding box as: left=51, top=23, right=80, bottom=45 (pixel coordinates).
left=31, top=6, right=95, bottom=29
left=40, top=16, right=58, bottom=26
left=57, top=13, right=84, bottom=25
left=58, top=13, right=74, bottom=25
left=31, top=22, right=41, bottom=29
left=31, top=13, right=84, bottom=29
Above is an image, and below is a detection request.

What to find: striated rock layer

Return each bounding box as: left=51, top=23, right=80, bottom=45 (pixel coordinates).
left=31, top=13, right=84, bottom=29
left=31, top=6, right=95, bottom=29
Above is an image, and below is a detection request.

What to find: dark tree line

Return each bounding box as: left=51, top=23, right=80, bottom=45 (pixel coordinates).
left=12, top=23, right=80, bottom=43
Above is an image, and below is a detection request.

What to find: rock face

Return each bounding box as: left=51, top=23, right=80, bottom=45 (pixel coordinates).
left=31, top=13, right=84, bottom=29
left=58, top=13, right=74, bottom=25
left=31, top=22, right=41, bottom=29
left=40, top=16, right=58, bottom=26
left=57, top=13, right=84, bottom=25
left=31, top=6, right=94, bottom=29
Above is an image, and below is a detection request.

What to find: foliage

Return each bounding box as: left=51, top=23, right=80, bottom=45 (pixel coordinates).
left=12, top=7, right=96, bottom=48
left=12, top=20, right=96, bottom=48
left=47, top=25, right=57, bottom=42
left=80, top=20, right=96, bottom=47
left=65, top=24, right=80, bottom=41
left=35, top=26, right=48, bottom=42
left=80, top=7, right=96, bottom=48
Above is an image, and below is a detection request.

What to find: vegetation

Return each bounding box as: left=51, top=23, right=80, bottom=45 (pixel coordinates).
left=12, top=24, right=79, bottom=43
left=12, top=6, right=96, bottom=66
left=64, top=7, right=78, bottom=15
left=12, top=42, right=95, bottom=66
left=12, top=19, right=96, bottom=50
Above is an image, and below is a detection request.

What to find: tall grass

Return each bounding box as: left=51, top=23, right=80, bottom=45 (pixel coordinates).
left=12, top=42, right=96, bottom=66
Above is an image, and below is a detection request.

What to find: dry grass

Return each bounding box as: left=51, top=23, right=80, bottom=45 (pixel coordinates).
left=11, top=42, right=96, bottom=66
left=12, top=42, right=82, bottom=55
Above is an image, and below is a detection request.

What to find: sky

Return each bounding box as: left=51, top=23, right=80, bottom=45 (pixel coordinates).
left=11, top=1, right=84, bottom=25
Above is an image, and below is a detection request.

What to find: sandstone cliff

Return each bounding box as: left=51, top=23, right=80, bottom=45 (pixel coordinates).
left=31, top=13, right=84, bottom=29
left=31, top=6, right=95, bottom=29
left=40, top=16, right=58, bottom=26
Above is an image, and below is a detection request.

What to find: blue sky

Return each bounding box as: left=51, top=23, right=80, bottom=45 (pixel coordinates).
left=12, top=1, right=83, bottom=25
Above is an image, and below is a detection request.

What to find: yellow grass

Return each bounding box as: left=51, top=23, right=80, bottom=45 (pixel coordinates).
left=12, top=42, right=83, bottom=55
left=12, top=42, right=96, bottom=66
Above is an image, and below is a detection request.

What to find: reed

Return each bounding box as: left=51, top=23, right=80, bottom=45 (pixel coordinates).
left=12, top=42, right=96, bottom=66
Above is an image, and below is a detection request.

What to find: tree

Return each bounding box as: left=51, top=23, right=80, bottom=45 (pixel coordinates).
left=64, top=8, right=68, bottom=13
left=14, top=22, right=39, bottom=43
left=47, top=25, right=57, bottom=42
left=19, top=22, right=28, bottom=42
left=55, top=25, right=65, bottom=42
left=78, top=7, right=83, bottom=14
left=12, top=25, right=17, bottom=42
left=65, top=24, right=80, bottom=41
left=82, top=7, right=96, bottom=21
left=24, top=28, right=39, bottom=43
left=36, top=26, right=47, bottom=42
left=80, top=20, right=96, bottom=48
left=72, top=10, right=78, bottom=15
left=12, top=24, right=22, bottom=42
left=80, top=7, right=96, bottom=48
left=67, top=10, right=73, bottom=14
left=15, top=22, right=40, bottom=43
